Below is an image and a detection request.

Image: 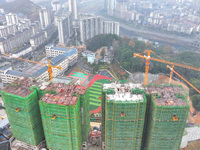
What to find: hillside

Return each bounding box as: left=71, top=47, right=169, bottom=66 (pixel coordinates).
left=0, top=0, right=41, bottom=21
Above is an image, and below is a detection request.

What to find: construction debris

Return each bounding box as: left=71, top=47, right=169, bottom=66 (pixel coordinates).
left=146, top=85, right=188, bottom=106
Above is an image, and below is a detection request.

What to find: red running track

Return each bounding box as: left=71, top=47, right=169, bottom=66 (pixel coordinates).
left=88, top=74, right=112, bottom=88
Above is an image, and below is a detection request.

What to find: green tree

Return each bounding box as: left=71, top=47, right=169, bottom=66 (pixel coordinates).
left=191, top=95, right=200, bottom=111
left=101, top=49, right=105, bottom=57
left=163, top=45, right=172, bottom=54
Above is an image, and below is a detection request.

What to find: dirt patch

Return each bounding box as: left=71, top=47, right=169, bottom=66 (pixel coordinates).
left=182, top=139, right=200, bottom=150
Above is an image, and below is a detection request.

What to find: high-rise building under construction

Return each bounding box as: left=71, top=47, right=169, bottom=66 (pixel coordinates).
left=39, top=83, right=90, bottom=150
left=144, top=85, right=190, bottom=150
left=102, top=83, right=147, bottom=150
left=1, top=78, right=45, bottom=146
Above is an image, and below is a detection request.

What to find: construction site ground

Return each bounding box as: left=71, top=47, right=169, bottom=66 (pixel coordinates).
left=182, top=139, right=200, bottom=150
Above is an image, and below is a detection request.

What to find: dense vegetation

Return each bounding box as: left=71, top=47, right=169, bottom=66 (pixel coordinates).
left=87, top=34, right=200, bottom=111
left=87, top=34, right=120, bottom=51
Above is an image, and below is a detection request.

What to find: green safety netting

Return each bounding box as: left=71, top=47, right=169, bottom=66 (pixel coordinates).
left=39, top=97, right=82, bottom=150
left=1, top=89, right=44, bottom=146
left=144, top=94, right=190, bottom=150
left=104, top=90, right=147, bottom=150
left=80, top=89, right=90, bottom=141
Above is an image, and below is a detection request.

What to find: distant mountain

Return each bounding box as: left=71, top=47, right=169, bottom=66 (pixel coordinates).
left=0, top=0, right=41, bottom=21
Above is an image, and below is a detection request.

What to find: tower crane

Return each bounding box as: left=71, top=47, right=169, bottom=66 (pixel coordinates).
left=3, top=54, right=62, bottom=82
left=167, top=65, right=200, bottom=94
left=133, top=50, right=200, bottom=86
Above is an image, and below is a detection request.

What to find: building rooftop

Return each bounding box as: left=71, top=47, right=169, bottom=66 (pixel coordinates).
left=50, top=54, right=68, bottom=66
left=41, top=83, right=87, bottom=106
left=104, top=83, right=144, bottom=101
left=32, top=66, right=48, bottom=78
left=0, top=66, right=11, bottom=71
left=22, top=28, right=29, bottom=32
left=146, top=85, right=188, bottom=106
left=15, top=31, right=22, bottom=35
left=43, top=24, right=54, bottom=31
left=50, top=47, right=77, bottom=56
left=3, top=78, right=36, bottom=97
left=0, top=38, right=5, bottom=42
left=6, top=70, right=31, bottom=77
left=103, top=83, right=143, bottom=90
left=7, top=34, right=14, bottom=39
left=31, top=31, right=45, bottom=39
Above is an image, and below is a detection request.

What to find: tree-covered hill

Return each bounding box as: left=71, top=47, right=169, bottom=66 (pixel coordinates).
left=0, top=0, right=40, bottom=21
left=87, top=34, right=200, bottom=111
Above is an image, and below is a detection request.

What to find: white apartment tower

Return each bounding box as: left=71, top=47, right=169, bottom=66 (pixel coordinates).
left=5, top=13, right=19, bottom=25
left=105, top=0, right=116, bottom=16
left=39, top=8, right=51, bottom=29
left=69, top=0, right=78, bottom=20
left=57, top=12, right=71, bottom=46
left=79, top=14, right=119, bottom=42
left=52, top=0, right=61, bottom=12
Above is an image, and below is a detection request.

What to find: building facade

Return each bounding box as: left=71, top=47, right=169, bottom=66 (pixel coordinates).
left=69, top=0, right=78, bottom=20
left=79, top=14, right=120, bottom=42
left=57, top=12, right=71, bottom=46
left=102, top=83, right=146, bottom=150
left=45, top=44, right=78, bottom=66
left=30, top=32, right=46, bottom=49
left=5, top=13, right=19, bottom=25
left=39, top=8, right=52, bottom=29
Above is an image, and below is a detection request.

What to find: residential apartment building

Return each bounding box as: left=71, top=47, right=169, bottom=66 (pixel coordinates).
left=105, top=0, right=116, bottom=16
left=0, top=46, right=77, bottom=85
left=0, top=28, right=32, bottom=54
left=39, top=8, right=52, bottom=29
left=30, top=32, right=46, bottom=49
left=0, top=66, right=31, bottom=86
left=57, top=12, right=72, bottom=46
left=52, top=0, right=61, bottom=12
left=45, top=44, right=78, bottom=66
left=103, top=21, right=119, bottom=35
left=5, top=13, right=19, bottom=25
left=79, top=14, right=120, bottom=42
left=69, top=0, right=78, bottom=20
left=0, top=24, right=17, bottom=38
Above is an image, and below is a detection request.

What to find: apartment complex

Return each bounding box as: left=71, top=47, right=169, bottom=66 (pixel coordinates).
left=45, top=44, right=78, bottom=66
left=101, top=83, right=190, bottom=150
left=69, top=0, right=78, bottom=20
left=79, top=14, right=120, bottom=42
left=0, top=46, right=78, bottom=86
left=57, top=12, right=72, bottom=46
left=39, top=8, right=52, bottom=29
left=102, top=83, right=146, bottom=150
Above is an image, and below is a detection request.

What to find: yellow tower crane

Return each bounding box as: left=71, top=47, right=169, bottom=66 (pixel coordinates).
left=167, top=65, right=200, bottom=94
left=133, top=50, right=200, bottom=86
left=3, top=53, right=62, bottom=82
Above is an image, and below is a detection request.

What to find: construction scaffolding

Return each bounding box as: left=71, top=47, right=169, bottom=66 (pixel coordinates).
left=39, top=83, right=89, bottom=150
left=144, top=84, right=190, bottom=150
left=80, top=89, right=90, bottom=141
left=1, top=78, right=44, bottom=146
left=103, top=83, right=146, bottom=150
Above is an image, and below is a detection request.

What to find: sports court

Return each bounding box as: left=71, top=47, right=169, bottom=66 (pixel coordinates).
left=67, top=71, right=91, bottom=85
